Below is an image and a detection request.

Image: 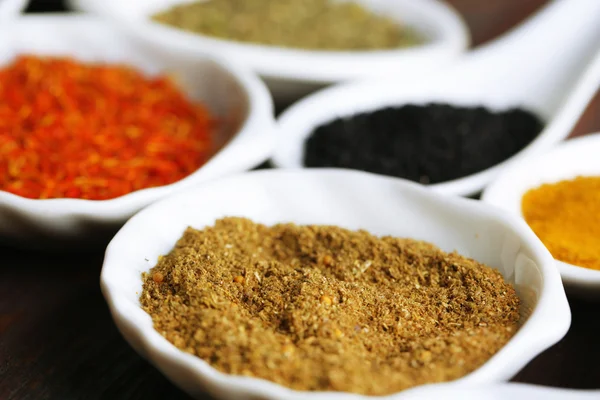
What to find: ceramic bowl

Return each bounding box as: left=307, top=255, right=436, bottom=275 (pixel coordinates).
left=398, top=383, right=599, bottom=400
left=102, top=169, right=570, bottom=400
left=0, top=0, right=28, bottom=19
left=271, top=45, right=600, bottom=197
left=68, top=0, right=469, bottom=103
left=0, top=15, right=274, bottom=245
left=482, top=134, right=600, bottom=300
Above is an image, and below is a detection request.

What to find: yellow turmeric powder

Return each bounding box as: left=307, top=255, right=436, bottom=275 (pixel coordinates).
left=522, top=176, right=600, bottom=271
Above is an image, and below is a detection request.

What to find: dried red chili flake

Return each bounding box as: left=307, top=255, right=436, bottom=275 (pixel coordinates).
left=0, top=55, right=215, bottom=200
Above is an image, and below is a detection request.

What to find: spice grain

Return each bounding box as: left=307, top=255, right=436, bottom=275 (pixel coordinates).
left=0, top=56, right=214, bottom=200
left=142, top=218, right=520, bottom=395
left=153, top=0, right=421, bottom=51
left=522, top=176, right=600, bottom=271
left=304, top=103, right=543, bottom=184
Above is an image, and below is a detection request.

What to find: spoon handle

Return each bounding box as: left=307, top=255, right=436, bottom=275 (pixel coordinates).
left=469, top=0, right=600, bottom=64
left=453, top=0, right=600, bottom=92
left=443, top=0, right=600, bottom=116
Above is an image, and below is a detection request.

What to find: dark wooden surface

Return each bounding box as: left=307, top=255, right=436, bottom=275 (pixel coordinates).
left=2, top=1, right=600, bottom=399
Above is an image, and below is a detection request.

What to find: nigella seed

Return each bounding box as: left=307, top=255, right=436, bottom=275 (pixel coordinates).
left=303, top=103, right=544, bottom=184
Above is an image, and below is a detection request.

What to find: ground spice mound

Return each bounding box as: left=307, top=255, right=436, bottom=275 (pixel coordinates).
left=522, top=176, right=600, bottom=271
left=141, top=217, right=520, bottom=396
left=153, top=0, right=421, bottom=51
left=0, top=55, right=214, bottom=200
left=304, top=104, right=543, bottom=184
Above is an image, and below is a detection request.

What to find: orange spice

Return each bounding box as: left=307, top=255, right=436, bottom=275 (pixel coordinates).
left=0, top=55, right=215, bottom=200
left=522, top=176, right=600, bottom=271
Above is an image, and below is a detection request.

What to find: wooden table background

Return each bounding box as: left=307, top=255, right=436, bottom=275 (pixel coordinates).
left=2, top=1, right=599, bottom=399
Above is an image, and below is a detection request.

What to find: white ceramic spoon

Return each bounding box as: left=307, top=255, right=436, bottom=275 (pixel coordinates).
left=66, top=0, right=470, bottom=103
left=273, top=0, right=600, bottom=197
left=102, top=169, right=568, bottom=400
left=0, top=15, right=274, bottom=246
left=0, top=0, right=28, bottom=20
left=399, top=383, right=600, bottom=400
left=482, top=134, right=600, bottom=300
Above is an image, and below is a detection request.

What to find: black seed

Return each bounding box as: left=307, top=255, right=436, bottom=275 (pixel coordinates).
left=303, top=103, right=544, bottom=184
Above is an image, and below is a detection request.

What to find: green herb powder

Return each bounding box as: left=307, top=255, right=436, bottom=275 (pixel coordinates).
left=152, top=0, right=422, bottom=51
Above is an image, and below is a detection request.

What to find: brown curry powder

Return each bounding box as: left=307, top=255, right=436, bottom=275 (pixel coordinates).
left=141, top=217, right=520, bottom=395
left=522, top=176, right=600, bottom=271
